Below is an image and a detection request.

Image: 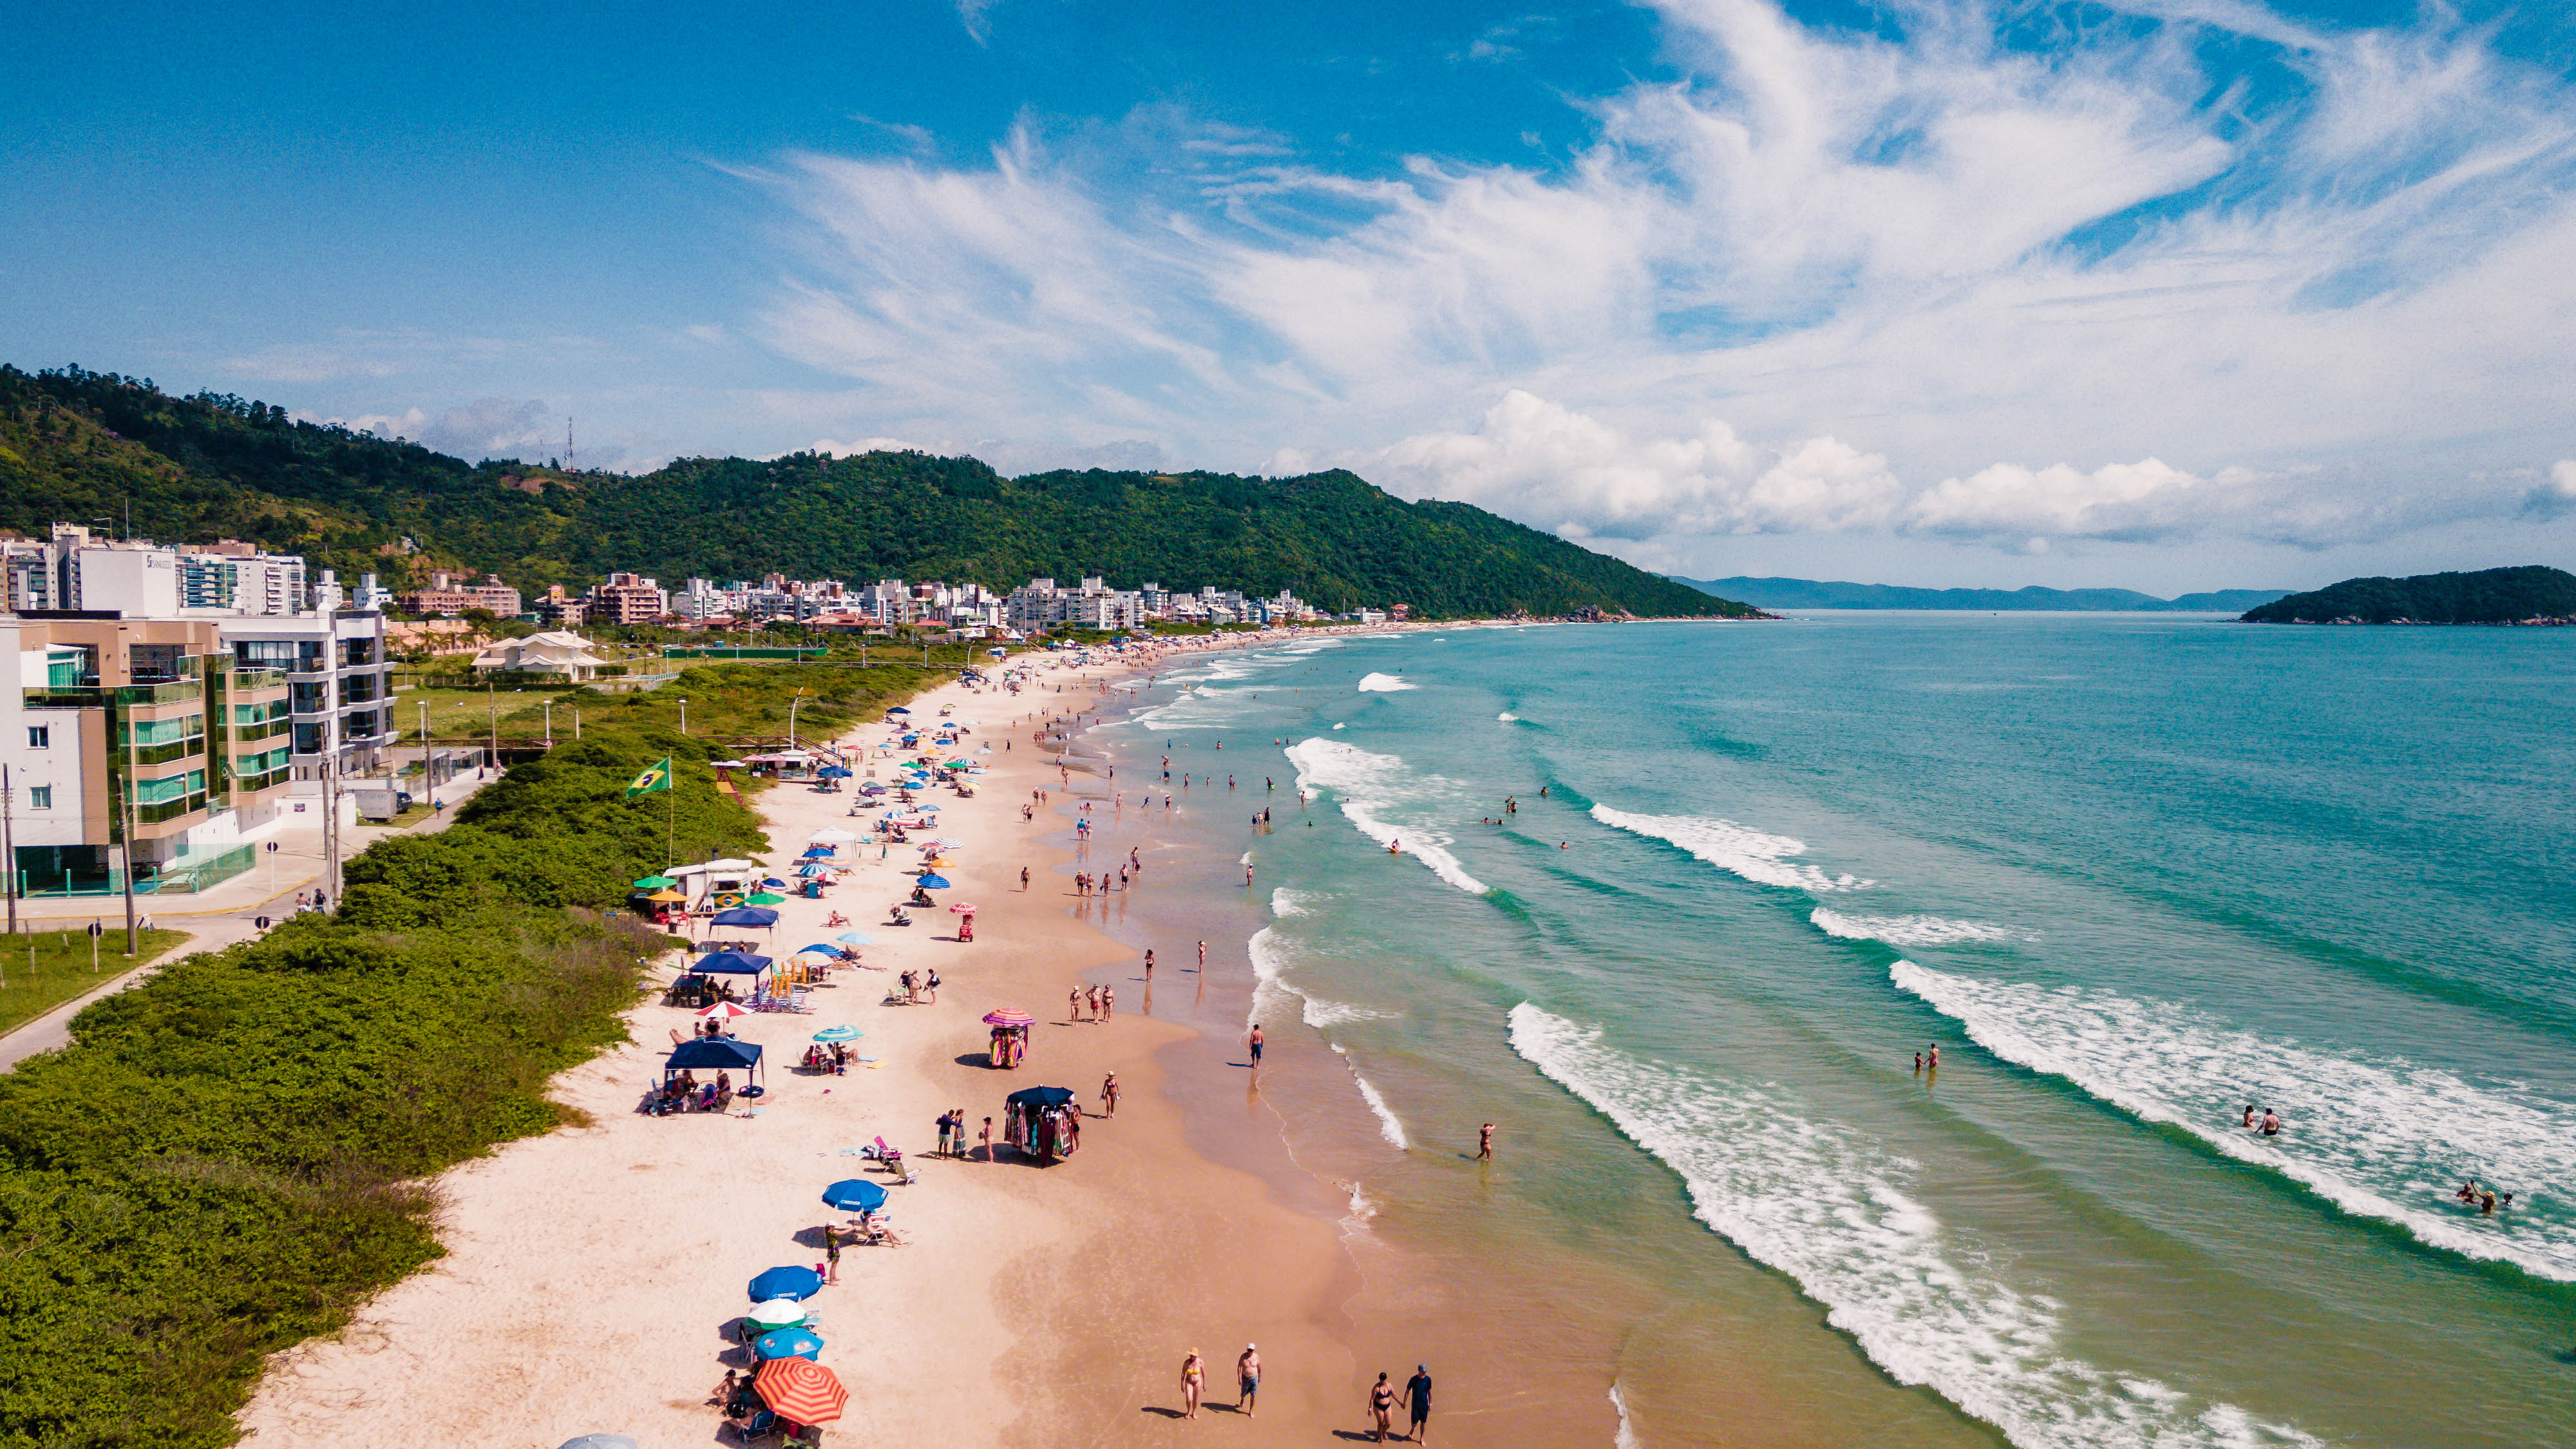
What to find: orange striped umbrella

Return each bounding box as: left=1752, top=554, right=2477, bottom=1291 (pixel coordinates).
left=754, top=1357, right=848, bottom=1425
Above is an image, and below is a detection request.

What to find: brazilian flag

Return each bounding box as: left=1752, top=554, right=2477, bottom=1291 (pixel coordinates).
left=625, top=757, right=674, bottom=799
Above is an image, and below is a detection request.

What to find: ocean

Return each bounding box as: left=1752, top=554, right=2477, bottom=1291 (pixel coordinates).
left=1068, top=614, right=2576, bottom=1447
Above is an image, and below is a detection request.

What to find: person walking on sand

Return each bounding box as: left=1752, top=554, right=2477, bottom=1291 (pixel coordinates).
left=1369, top=1371, right=1397, bottom=1441
left=1071, top=985, right=1085, bottom=1022
left=980, top=1115, right=994, bottom=1160
left=1144, top=948, right=1155, bottom=978
left=1103, top=1072, right=1120, bottom=1117
left=1248, top=1025, right=1264, bottom=1068
left=823, top=1224, right=842, bottom=1284
left=1236, top=1345, right=1261, bottom=1417
left=1479, top=1122, right=1495, bottom=1160
left=1182, top=1349, right=1206, bottom=1420
left=1102, top=985, right=1115, bottom=1018
left=1404, top=1364, right=1433, bottom=1442
left=1021, top=866, right=1030, bottom=891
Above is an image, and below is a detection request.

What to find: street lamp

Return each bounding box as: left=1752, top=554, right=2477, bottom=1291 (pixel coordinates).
left=788, top=689, right=807, bottom=748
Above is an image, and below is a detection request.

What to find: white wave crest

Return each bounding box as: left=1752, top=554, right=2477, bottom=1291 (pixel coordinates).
left=1591, top=804, right=1871, bottom=893
left=1333, top=1043, right=1410, bottom=1149
left=1812, top=908, right=2022, bottom=946
left=1891, top=961, right=2576, bottom=1283
left=1286, top=738, right=1488, bottom=895
left=1610, top=1382, right=1641, bottom=1449
left=1358, top=672, right=1416, bottom=692
left=1246, top=925, right=1298, bottom=1030
left=1271, top=887, right=1315, bottom=916
left=1497, top=712, right=1520, bottom=723
left=1508, top=1004, right=2323, bottom=1449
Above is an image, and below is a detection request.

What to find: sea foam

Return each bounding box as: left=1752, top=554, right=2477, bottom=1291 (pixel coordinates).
left=1287, top=737, right=1488, bottom=895
left=1891, top=960, right=2576, bottom=1282
left=1357, top=672, right=1416, bottom=692
left=1333, top=1043, right=1411, bottom=1148
left=1508, top=1004, right=2323, bottom=1449
left=1591, top=804, right=1871, bottom=893
left=1812, top=908, right=2023, bottom=946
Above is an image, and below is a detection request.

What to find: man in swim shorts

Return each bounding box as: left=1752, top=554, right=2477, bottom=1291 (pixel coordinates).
left=1237, top=1343, right=1261, bottom=1417
left=1404, top=1364, right=1433, bottom=1441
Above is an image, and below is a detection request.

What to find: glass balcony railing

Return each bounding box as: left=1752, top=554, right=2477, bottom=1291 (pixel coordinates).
left=231, top=767, right=291, bottom=795
left=228, top=668, right=287, bottom=692
left=129, top=737, right=208, bottom=767
left=232, top=716, right=292, bottom=742
left=23, top=680, right=204, bottom=708
left=134, top=793, right=210, bottom=826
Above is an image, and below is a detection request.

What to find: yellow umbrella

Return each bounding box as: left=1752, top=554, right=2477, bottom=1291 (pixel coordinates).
left=645, top=889, right=687, bottom=903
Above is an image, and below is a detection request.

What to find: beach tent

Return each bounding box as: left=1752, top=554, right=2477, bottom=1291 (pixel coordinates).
left=694, top=951, right=772, bottom=974
left=746, top=1265, right=824, bottom=1303
left=1007, top=1085, right=1076, bottom=1109
left=710, top=907, right=779, bottom=928
left=668, top=1037, right=762, bottom=1073
left=821, top=1178, right=889, bottom=1213
left=753, top=1327, right=825, bottom=1362
left=752, top=1358, right=848, bottom=1425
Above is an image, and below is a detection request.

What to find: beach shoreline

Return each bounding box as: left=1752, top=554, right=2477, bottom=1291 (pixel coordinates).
left=236, top=637, right=1409, bottom=1447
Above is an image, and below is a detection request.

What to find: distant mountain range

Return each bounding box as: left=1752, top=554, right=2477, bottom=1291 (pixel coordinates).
left=1669, top=576, right=2291, bottom=612
left=2242, top=566, right=2576, bottom=624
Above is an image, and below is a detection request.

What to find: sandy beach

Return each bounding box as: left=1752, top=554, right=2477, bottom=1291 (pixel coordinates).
left=238, top=641, right=1389, bottom=1447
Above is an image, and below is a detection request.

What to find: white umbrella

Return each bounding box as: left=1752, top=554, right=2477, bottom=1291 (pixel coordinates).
left=806, top=828, right=858, bottom=844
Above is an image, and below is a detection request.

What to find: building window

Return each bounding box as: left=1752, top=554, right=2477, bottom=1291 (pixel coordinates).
left=25, top=726, right=46, bottom=748
left=27, top=786, right=51, bottom=809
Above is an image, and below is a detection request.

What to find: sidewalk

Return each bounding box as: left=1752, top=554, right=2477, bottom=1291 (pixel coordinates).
left=0, top=771, right=498, bottom=1072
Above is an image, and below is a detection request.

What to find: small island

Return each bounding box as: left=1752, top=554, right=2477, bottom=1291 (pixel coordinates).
left=2240, top=565, right=2576, bottom=625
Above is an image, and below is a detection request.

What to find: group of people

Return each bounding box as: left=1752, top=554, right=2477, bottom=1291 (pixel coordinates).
left=798, top=1041, right=853, bottom=1074
left=649, top=1069, right=733, bottom=1115
left=1070, top=982, right=1117, bottom=1019
left=896, top=967, right=940, bottom=1003
left=1175, top=1348, right=1435, bottom=1443
left=934, top=1107, right=988, bottom=1157
left=2454, top=1180, right=2515, bottom=1214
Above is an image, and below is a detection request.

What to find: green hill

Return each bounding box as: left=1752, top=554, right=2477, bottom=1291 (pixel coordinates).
left=1673, top=576, right=2292, bottom=612
left=0, top=365, right=1756, bottom=621
left=2240, top=567, right=2576, bottom=624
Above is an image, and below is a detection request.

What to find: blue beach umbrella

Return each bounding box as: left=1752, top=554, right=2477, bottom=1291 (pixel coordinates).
left=748, top=1265, right=824, bottom=1302
left=813, top=1024, right=864, bottom=1042
left=886, top=706, right=911, bottom=715
left=819, top=766, right=852, bottom=778
left=914, top=873, right=951, bottom=889
left=822, top=1178, right=889, bottom=1213
left=753, top=1327, right=826, bottom=1361
left=835, top=932, right=874, bottom=945
left=796, top=943, right=846, bottom=957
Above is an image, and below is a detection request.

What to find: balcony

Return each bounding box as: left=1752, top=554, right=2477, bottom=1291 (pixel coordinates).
left=134, top=793, right=211, bottom=826
left=232, top=716, right=292, bottom=743
left=129, top=737, right=208, bottom=768
left=227, top=668, right=287, bottom=693
left=230, top=766, right=292, bottom=796
left=23, top=679, right=203, bottom=708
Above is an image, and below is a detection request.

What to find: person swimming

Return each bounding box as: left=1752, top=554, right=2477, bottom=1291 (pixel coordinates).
left=2243, top=1104, right=2256, bottom=1130
left=2259, top=1108, right=2281, bottom=1137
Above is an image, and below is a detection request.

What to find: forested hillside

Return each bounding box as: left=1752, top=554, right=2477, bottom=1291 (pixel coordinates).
left=0, top=366, right=1753, bottom=620
left=2240, top=566, right=2576, bottom=623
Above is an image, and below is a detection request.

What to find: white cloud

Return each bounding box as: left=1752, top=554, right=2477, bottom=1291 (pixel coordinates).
left=302, top=396, right=569, bottom=464
left=743, top=0, right=2576, bottom=559
left=2527, top=460, right=2576, bottom=521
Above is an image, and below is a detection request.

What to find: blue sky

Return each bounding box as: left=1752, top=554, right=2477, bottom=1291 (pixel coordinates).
left=5, top=0, right=2573, bottom=591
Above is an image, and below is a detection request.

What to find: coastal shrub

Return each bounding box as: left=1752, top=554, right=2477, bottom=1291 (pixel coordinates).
left=0, top=661, right=937, bottom=1446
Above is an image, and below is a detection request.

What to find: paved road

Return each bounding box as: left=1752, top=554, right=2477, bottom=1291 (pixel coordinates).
left=0, top=773, right=497, bottom=1072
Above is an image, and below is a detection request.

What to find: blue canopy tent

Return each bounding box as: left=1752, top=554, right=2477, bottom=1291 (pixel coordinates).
left=1006, top=1084, right=1076, bottom=1110
left=747, top=1265, right=824, bottom=1302
left=822, top=1179, right=889, bottom=1213
left=665, top=1036, right=764, bottom=1088
left=693, top=950, right=772, bottom=974
left=710, top=906, right=779, bottom=929
left=818, top=766, right=852, bottom=779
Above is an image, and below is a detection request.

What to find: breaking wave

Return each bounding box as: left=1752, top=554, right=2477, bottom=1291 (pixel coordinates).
left=1591, top=804, right=1871, bottom=893
left=1812, top=909, right=2023, bottom=946
left=1286, top=738, right=1488, bottom=895
left=1333, top=1044, right=1410, bottom=1149
left=1508, top=1004, right=2322, bottom=1449
left=1891, top=961, right=2576, bottom=1282
left=1357, top=672, right=1416, bottom=692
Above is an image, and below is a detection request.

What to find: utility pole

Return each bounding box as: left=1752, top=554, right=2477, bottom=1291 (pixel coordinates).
left=789, top=689, right=806, bottom=748
left=488, top=683, right=498, bottom=767
left=419, top=699, right=430, bottom=791
left=319, top=756, right=340, bottom=907
left=679, top=698, right=688, bottom=737
left=544, top=697, right=553, bottom=746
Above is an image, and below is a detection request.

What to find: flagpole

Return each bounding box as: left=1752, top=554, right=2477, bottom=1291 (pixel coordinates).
left=667, top=774, right=677, bottom=869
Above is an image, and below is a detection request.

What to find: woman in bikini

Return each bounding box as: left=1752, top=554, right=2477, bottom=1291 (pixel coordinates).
left=1181, top=1349, right=1206, bottom=1419
left=1369, top=1372, right=1397, bottom=1441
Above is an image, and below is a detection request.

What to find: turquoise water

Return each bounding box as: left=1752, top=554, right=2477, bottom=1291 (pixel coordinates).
left=1099, top=616, right=2576, bottom=1447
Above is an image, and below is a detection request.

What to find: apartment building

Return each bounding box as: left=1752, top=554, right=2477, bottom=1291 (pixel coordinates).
left=3, top=524, right=310, bottom=617
left=584, top=573, right=668, bottom=625
left=397, top=571, right=521, bottom=618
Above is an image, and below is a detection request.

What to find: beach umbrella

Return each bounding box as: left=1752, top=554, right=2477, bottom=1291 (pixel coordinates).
left=948, top=902, right=978, bottom=914
left=797, top=943, right=846, bottom=958
left=711, top=907, right=779, bottom=927
left=557, top=1437, right=640, bottom=1449
left=835, top=932, right=874, bottom=945
left=753, top=1327, right=826, bottom=1362
left=631, top=875, right=677, bottom=889
left=914, top=873, right=951, bottom=890
left=746, top=893, right=788, bottom=906
left=643, top=889, right=687, bottom=904
left=818, top=766, right=852, bottom=779
left=744, top=1298, right=808, bottom=1329
left=812, top=1024, right=864, bottom=1042
left=697, top=1000, right=753, bottom=1019
left=821, top=1178, right=889, bottom=1213
left=982, top=1007, right=1035, bottom=1027
left=795, top=866, right=827, bottom=878
left=747, top=1265, right=825, bottom=1303
left=808, top=828, right=857, bottom=844
left=753, top=1358, right=848, bottom=1426
left=886, top=706, right=911, bottom=714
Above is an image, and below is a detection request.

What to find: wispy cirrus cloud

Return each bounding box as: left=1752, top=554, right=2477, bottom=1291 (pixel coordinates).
left=745, top=0, right=2576, bottom=560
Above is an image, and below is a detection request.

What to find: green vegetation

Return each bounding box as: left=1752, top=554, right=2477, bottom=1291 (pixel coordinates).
left=0, top=928, right=189, bottom=1037
left=2240, top=566, right=2576, bottom=624
left=1, top=365, right=1756, bottom=620
left=0, top=661, right=942, bottom=1446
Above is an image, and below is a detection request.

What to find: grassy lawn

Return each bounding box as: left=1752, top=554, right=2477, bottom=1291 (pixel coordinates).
left=0, top=926, right=191, bottom=1037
